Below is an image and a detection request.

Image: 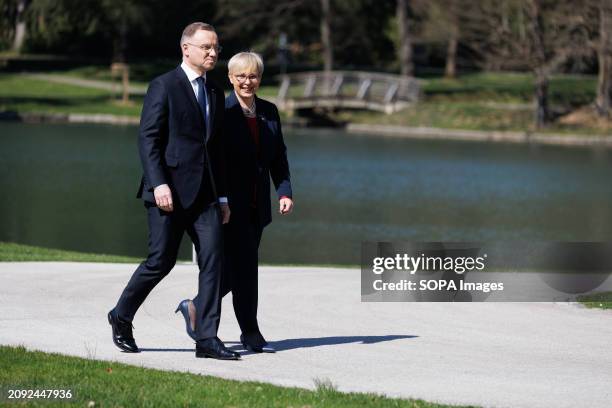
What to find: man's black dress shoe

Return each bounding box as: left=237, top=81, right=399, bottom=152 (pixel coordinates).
left=175, top=299, right=196, bottom=340
left=240, top=334, right=276, bottom=353
left=107, top=309, right=140, bottom=353
left=196, top=337, right=240, bottom=360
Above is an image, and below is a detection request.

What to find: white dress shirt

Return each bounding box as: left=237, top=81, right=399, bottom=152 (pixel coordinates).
left=180, top=61, right=211, bottom=139
left=179, top=62, right=227, bottom=204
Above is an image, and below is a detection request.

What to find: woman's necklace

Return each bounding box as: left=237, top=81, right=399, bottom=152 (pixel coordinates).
left=241, top=99, right=256, bottom=118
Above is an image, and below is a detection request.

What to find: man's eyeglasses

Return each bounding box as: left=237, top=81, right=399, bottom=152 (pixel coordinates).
left=234, top=74, right=260, bottom=83
left=186, top=42, right=222, bottom=54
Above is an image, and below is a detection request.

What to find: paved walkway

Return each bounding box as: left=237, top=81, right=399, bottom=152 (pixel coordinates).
left=1, top=262, right=611, bottom=408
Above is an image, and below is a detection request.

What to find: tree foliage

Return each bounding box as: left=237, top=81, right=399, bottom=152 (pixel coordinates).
left=0, top=0, right=607, bottom=119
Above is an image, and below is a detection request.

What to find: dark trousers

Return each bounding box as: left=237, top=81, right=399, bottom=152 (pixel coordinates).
left=114, top=195, right=222, bottom=341
left=194, top=209, right=264, bottom=346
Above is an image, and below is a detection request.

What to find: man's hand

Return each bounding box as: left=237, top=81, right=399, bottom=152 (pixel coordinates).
left=154, top=184, right=173, bottom=212
left=279, top=197, right=293, bottom=215
left=220, top=203, right=231, bottom=224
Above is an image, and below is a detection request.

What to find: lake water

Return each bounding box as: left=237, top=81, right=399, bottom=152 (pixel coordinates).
left=1, top=122, right=612, bottom=265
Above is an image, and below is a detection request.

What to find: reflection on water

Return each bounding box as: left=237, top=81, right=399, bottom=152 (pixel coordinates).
left=1, top=122, right=612, bottom=265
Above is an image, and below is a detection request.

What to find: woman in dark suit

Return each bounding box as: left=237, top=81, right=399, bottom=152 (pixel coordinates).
left=176, top=52, right=293, bottom=353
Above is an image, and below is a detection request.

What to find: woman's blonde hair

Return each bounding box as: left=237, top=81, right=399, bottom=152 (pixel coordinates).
left=227, top=52, right=264, bottom=76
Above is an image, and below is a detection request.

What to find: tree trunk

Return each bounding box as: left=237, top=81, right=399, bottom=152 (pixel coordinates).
left=112, top=10, right=129, bottom=63
left=595, top=0, right=612, bottom=117
left=12, top=0, right=28, bottom=53
left=320, top=0, right=333, bottom=72
left=397, top=0, right=413, bottom=77
left=445, top=28, right=458, bottom=78
left=534, top=69, right=550, bottom=128
left=527, top=0, right=550, bottom=128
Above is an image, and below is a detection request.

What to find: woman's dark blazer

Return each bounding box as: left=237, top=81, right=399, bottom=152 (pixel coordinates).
left=224, top=91, right=292, bottom=228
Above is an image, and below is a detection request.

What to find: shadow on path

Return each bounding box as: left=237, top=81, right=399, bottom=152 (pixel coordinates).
left=138, top=335, right=416, bottom=353
left=228, top=335, right=418, bottom=352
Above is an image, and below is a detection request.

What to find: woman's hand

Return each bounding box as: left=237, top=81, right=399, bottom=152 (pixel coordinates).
left=220, top=203, right=231, bottom=224
left=279, top=197, right=293, bottom=215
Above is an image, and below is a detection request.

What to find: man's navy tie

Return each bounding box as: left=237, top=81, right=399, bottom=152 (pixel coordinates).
left=196, top=76, right=208, bottom=137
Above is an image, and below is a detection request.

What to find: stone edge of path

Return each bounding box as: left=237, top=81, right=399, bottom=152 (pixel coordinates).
left=0, top=111, right=139, bottom=125
left=346, top=123, right=612, bottom=147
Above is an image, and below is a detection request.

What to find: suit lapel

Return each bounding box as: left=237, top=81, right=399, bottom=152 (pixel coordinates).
left=227, top=92, right=257, bottom=156
left=175, top=68, right=204, bottom=129
left=255, top=96, right=272, bottom=163
left=207, top=84, right=216, bottom=139
left=257, top=114, right=271, bottom=163
left=231, top=104, right=258, bottom=156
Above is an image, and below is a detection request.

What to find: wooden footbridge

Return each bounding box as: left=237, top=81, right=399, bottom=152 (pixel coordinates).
left=276, top=71, right=421, bottom=114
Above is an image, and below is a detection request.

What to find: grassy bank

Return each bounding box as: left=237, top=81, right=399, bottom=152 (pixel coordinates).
left=0, top=242, right=139, bottom=263
left=0, top=70, right=275, bottom=118
left=576, top=292, right=612, bottom=310
left=1, top=70, right=608, bottom=135
left=0, top=73, right=142, bottom=117
left=0, top=345, right=461, bottom=408
left=332, top=72, right=609, bottom=135
left=0, top=242, right=349, bottom=268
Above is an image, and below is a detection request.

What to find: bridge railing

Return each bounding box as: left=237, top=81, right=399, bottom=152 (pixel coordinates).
left=276, top=71, right=421, bottom=114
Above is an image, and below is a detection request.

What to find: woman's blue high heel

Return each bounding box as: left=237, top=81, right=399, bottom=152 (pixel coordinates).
left=175, top=299, right=196, bottom=340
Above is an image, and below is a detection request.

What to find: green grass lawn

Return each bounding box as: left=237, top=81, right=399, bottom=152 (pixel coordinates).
left=0, top=73, right=143, bottom=117
left=334, top=100, right=533, bottom=131
left=1, top=70, right=608, bottom=135
left=0, top=242, right=139, bottom=263
left=0, top=241, right=350, bottom=268
left=60, top=66, right=151, bottom=86
left=0, top=345, right=465, bottom=408
left=333, top=72, right=608, bottom=135
left=422, top=72, right=597, bottom=105
left=576, top=291, right=612, bottom=310
left=0, top=72, right=277, bottom=118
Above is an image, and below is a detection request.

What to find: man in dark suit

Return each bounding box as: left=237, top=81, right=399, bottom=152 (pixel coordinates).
left=108, top=22, right=240, bottom=360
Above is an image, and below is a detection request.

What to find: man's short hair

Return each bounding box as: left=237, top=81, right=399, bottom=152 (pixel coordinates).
left=180, top=22, right=216, bottom=46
